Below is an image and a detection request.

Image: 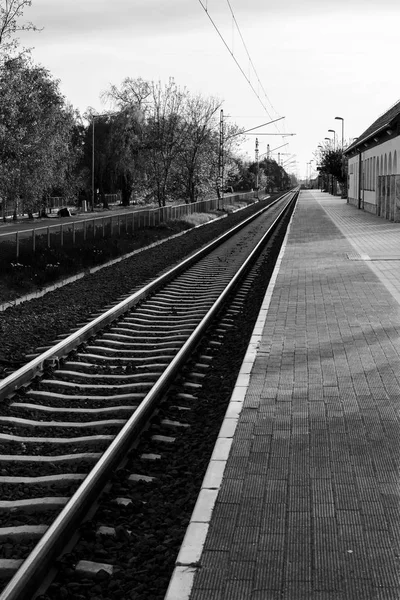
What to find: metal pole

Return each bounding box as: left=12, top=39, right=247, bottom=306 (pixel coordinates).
left=92, top=116, right=95, bottom=211
left=328, top=130, right=336, bottom=150
left=255, top=137, right=259, bottom=199
left=218, top=109, right=224, bottom=209
left=335, top=117, right=344, bottom=149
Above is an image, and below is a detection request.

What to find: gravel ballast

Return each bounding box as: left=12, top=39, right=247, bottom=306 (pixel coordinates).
left=0, top=198, right=275, bottom=381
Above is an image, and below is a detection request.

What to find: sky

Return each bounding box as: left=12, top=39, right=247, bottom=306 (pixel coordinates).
left=17, top=0, right=400, bottom=179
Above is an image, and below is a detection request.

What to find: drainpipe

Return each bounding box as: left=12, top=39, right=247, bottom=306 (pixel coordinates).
left=358, top=150, right=362, bottom=209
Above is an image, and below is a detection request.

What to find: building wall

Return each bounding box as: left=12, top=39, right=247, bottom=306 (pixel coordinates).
left=347, top=136, right=400, bottom=219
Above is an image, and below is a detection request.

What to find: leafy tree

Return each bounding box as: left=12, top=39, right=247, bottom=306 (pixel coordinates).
left=225, top=157, right=254, bottom=191
left=0, top=55, right=81, bottom=218
left=260, top=158, right=291, bottom=191
left=319, top=148, right=346, bottom=184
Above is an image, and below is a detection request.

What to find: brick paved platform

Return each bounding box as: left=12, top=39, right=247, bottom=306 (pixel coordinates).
left=166, top=190, right=400, bottom=600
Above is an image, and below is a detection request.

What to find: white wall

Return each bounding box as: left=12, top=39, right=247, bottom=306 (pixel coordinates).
left=347, top=135, right=400, bottom=208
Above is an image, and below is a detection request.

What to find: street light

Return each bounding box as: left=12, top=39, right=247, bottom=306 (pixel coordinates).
left=335, top=116, right=344, bottom=149
left=335, top=117, right=346, bottom=197
left=307, top=160, right=314, bottom=187
left=324, top=136, right=333, bottom=149
left=328, top=129, right=336, bottom=150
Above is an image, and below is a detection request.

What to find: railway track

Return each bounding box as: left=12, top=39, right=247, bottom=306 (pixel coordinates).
left=0, top=189, right=298, bottom=600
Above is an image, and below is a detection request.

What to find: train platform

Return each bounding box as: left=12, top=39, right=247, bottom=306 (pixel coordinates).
left=166, top=190, right=400, bottom=600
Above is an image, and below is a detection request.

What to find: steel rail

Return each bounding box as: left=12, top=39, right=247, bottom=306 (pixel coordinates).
left=0, top=191, right=298, bottom=600
left=0, top=191, right=293, bottom=402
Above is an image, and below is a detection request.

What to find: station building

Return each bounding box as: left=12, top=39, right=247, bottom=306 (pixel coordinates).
left=345, top=100, right=400, bottom=221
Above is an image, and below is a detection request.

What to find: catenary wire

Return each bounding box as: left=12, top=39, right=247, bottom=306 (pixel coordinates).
left=197, top=0, right=277, bottom=121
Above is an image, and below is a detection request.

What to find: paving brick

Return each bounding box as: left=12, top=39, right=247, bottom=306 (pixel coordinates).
left=226, top=560, right=255, bottom=580
left=222, top=579, right=253, bottom=599
left=186, top=192, right=400, bottom=599
left=194, top=568, right=226, bottom=590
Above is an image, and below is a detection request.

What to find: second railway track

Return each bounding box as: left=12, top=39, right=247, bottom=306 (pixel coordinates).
left=0, top=189, right=298, bottom=600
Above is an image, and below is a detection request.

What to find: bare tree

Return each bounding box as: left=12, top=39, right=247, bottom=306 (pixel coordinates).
left=177, top=94, right=222, bottom=202
left=101, top=77, right=151, bottom=113
left=0, top=0, right=40, bottom=55
left=146, top=79, right=190, bottom=206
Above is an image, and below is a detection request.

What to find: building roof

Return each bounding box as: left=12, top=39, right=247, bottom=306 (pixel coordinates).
left=345, top=99, right=400, bottom=154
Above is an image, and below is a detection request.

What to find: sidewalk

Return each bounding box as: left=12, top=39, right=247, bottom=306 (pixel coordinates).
left=0, top=205, right=120, bottom=234
left=166, top=190, right=400, bottom=600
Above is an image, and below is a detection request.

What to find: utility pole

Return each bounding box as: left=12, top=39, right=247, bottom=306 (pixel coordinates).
left=255, top=137, right=259, bottom=199
left=218, top=109, right=224, bottom=209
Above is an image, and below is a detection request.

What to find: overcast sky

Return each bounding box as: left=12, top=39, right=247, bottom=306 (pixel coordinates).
left=19, top=0, right=400, bottom=178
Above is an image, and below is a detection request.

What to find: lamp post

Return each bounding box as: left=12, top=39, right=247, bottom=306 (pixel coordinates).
left=91, top=112, right=114, bottom=211
left=324, top=138, right=334, bottom=194
left=328, top=129, right=336, bottom=150
left=335, top=116, right=346, bottom=197
left=307, top=161, right=313, bottom=188
left=317, top=145, right=325, bottom=190
left=335, top=116, right=344, bottom=149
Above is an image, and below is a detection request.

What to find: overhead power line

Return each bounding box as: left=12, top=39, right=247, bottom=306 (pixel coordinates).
left=197, top=0, right=279, bottom=123
left=225, top=0, right=278, bottom=119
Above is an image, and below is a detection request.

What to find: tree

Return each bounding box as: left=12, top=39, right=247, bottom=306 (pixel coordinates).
left=110, top=107, right=145, bottom=206
left=102, top=76, right=151, bottom=113
left=261, top=158, right=291, bottom=192
left=0, top=0, right=40, bottom=56
left=318, top=148, right=346, bottom=195
left=145, top=79, right=190, bottom=206
left=225, top=157, right=254, bottom=192
left=319, top=148, right=345, bottom=183
left=100, top=76, right=247, bottom=206
left=0, top=55, right=81, bottom=218
left=176, top=94, right=221, bottom=203
left=101, top=78, right=150, bottom=205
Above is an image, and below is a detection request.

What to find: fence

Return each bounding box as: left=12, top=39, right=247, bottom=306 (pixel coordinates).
left=376, top=175, right=400, bottom=221
left=0, top=192, right=255, bottom=258
left=1, top=194, right=121, bottom=219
